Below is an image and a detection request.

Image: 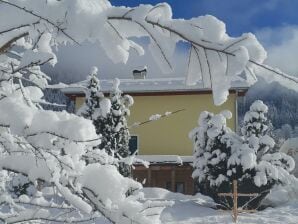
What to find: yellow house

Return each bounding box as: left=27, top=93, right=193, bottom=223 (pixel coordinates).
left=63, top=77, right=248, bottom=194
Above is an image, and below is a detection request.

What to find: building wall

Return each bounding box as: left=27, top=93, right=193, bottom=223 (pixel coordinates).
left=133, top=164, right=194, bottom=195
left=75, top=92, right=237, bottom=156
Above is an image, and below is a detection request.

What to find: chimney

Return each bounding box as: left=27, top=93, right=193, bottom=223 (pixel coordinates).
left=133, top=66, right=147, bottom=79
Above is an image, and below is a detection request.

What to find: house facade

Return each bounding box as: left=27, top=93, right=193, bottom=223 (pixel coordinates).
left=62, top=77, right=248, bottom=195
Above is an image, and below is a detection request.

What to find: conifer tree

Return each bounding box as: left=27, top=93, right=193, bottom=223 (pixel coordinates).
left=77, top=67, right=103, bottom=120
left=107, top=79, right=134, bottom=177
left=191, top=101, right=295, bottom=209
left=190, top=110, right=234, bottom=201
left=79, top=74, right=134, bottom=177
left=241, top=100, right=275, bottom=158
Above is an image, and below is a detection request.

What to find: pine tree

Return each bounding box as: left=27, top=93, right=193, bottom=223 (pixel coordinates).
left=241, top=100, right=275, bottom=158
left=190, top=110, right=234, bottom=201
left=77, top=67, right=104, bottom=120
left=241, top=101, right=294, bottom=186
left=107, top=79, right=134, bottom=177
left=79, top=74, right=134, bottom=177
left=191, top=101, right=295, bottom=209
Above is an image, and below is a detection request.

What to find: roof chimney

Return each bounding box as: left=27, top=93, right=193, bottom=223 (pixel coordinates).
left=133, top=66, right=147, bottom=79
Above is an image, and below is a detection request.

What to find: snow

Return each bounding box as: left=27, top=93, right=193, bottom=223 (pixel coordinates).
left=260, top=135, right=275, bottom=148
left=280, top=138, right=298, bottom=176
left=220, top=110, right=233, bottom=119
left=149, top=114, right=162, bottom=121
left=80, top=164, right=141, bottom=208
left=137, top=187, right=298, bottom=224
left=165, top=111, right=172, bottom=116
left=55, top=181, right=93, bottom=214
left=61, top=77, right=250, bottom=95
left=98, top=98, right=111, bottom=118
left=90, top=66, right=99, bottom=75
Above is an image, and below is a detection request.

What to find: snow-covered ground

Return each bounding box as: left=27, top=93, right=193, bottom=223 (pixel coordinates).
left=135, top=187, right=298, bottom=224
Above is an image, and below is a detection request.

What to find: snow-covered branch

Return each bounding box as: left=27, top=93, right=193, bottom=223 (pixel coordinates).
left=107, top=6, right=298, bottom=104
left=0, top=0, right=80, bottom=45
left=129, top=109, right=185, bottom=129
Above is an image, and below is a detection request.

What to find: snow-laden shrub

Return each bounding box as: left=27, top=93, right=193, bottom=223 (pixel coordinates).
left=190, top=100, right=295, bottom=209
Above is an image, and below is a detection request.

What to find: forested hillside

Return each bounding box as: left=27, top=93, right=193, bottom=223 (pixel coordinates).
left=239, top=79, right=298, bottom=138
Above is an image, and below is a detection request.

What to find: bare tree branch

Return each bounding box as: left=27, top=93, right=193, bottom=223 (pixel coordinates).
left=6, top=216, right=97, bottom=224
left=32, top=30, right=45, bottom=50
left=26, top=131, right=101, bottom=143
left=82, top=187, right=116, bottom=224
left=108, top=16, right=173, bottom=71
left=225, top=54, right=229, bottom=76
left=106, top=20, right=124, bottom=41
left=134, top=21, right=173, bottom=71
left=223, top=36, right=249, bottom=51
left=14, top=200, right=72, bottom=210
left=0, top=32, right=29, bottom=54
left=193, top=46, right=204, bottom=84
left=203, top=49, right=213, bottom=89
left=12, top=57, right=54, bottom=74
left=107, top=15, right=298, bottom=84
left=18, top=78, right=32, bottom=107
left=0, top=20, right=39, bottom=35
left=129, top=109, right=185, bottom=129
left=0, top=0, right=80, bottom=45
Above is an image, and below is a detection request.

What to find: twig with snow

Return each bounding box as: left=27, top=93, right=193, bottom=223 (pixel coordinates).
left=129, top=109, right=185, bottom=129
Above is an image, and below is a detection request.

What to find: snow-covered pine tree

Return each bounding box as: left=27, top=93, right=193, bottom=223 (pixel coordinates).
left=94, top=79, right=134, bottom=177
left=77, top=67, right=103, bottom=120
left=190, top=110, right=235, bottom=206
left=191, top=101, right=295, bottom=209
left=241, top=100, right=274, bottom=157
left=108, top=78, right=134, bottom=177
left=241, top=100, right=294, bottom=187
left=79, top=76, right=134, bottom=177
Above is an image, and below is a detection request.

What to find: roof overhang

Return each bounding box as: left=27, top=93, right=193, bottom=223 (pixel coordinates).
left=61, top=77, right=250, bottom=98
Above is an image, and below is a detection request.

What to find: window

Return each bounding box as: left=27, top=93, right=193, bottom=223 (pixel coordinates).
left=175, top=182, right=185, bottom=193
left=129, top=135, right=138, bottom=155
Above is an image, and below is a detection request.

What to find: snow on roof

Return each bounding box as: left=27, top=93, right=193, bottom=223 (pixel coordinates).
left=134, top=155, right=193, bottom=165
left=60, top=77, right=250, bottom=95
